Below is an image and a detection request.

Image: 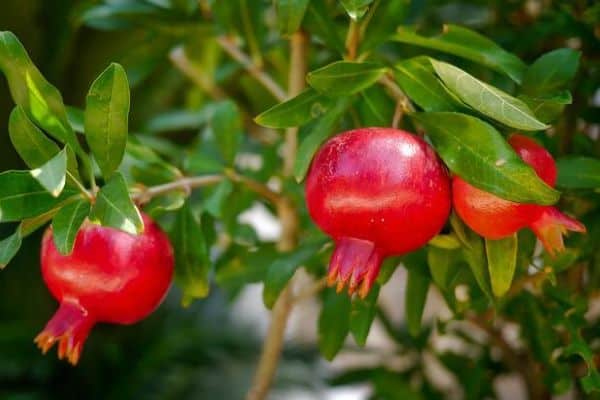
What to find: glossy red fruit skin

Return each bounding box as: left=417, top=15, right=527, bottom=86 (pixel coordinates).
left=35, top=212, right=174, bottom=365
left=306, top=128, right=451, bottom=297
left=453, top=134, right=585, bottom=255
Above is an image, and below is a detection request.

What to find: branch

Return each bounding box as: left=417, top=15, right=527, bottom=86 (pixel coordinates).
left=224, top=169, right=282, bottom=205
left=292, top=277, right=327, bottom=303
left=378, top=74, right=415, bottom=113
left=345, top=19, right=360, bottom=60
left=169, top=46, right=226, bottom=100
left=132, top=175, right=223, bottom=203
left=217, top=36, right=287, bottom=102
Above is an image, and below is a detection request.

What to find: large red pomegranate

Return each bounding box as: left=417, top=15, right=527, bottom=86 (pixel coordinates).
left=35, top=212, right=174, bottom=365
left=453, top=134, right=585, bottom=255
left=306, top=128, right=451, bottom=298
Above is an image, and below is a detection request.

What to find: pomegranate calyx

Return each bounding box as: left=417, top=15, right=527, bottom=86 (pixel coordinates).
left=529, top=207, right=586, bottom=257
left=34, top=299, right=94, bottom=365
left=328, top=237, right=383, bottom=298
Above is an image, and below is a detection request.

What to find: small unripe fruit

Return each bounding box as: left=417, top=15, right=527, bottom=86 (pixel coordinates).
left=305, top=128, right=451, bottom=297
left=35, top=212, right=174, bottom=365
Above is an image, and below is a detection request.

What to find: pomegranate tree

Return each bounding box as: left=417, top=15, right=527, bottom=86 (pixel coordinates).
left=35, top=212, right=174, bottom=364
left=453, top=134, right=586, bottom=255
left=305, top=128, right=451, bottom=297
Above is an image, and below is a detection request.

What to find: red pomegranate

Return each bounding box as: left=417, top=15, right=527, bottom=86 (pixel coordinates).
left=306, top=128, right=451, bottom=297
left=453, top=134, right=585, bottom=255
left=35, top=212, right=174, bottom=365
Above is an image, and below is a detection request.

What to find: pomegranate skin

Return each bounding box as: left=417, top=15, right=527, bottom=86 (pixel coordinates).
left=35, top=212, right=174, bottom=365
left=306, top=128, right=451, bottom=297
left=453, top=134, right=586, bottom=255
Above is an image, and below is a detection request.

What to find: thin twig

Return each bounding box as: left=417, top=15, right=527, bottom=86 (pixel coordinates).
left=132, top=175, right=223, bottom=203
left=169, top=46, right=226, bottom=100
left=345, top=19, right=361, bottom=60
left=292, top=277, right=327, bottom=303
left=66, top=171, right=94, bottom=202
left=392, top=100, right=403, bottom=129
left=217, top=36, right=287, bottom=102
left=224, top=169, right=282, bottom=205
left=378, top=74, right=415, bottom=113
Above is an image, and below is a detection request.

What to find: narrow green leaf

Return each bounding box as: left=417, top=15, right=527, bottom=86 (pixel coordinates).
left=9, top=106, right=60, bottom=168
left=485, top=234, right=518, bottom=298
left=0, top=171, right=75, bottom=222
left=204, top=180, right=234, bottom=218
left=307, top=61, right=386, bottom=96
left=393, top=57, right=462, bottom=112
left=90, top=172, right=143, bottom=235
left=357, top=86, right=394, bottom=126
left=519, top=90, right=572, bottom=123
left=427, top=246, right=462, bottom=291
left=85, top=63, right=130, bottom=180
left=428, top=234, right=461, bottom=250
left=413, top=112, right=559, bottom=205
left=303, top=2, right=345, bottom=54
left=360, top=0, right=409, bottom=52
left=276, top=0, right=310, bottom=35
left=431, top=60, right=548, bottom=131
left=318, top=288, right=351, bottom=361
left=0, top=31, right=83, bottom=155
left=521, top=48, right=580, bottom=96
left=556, top=157, right=600, bottom=189
left=66, top=106, right=85, bottom=133
left=211, top=100, right=243, bottom=165
left=294, top=99, right=350, bottom=182
left=350, top=284, right=380, bottom=346
left=405, top=267, right=430, bottom=337
left=30, top=148, right=67, bottom=197
left=255, top=88, right=335, bottom=128
left=392, top=25, right=526, bottom=83
left=51, top=199, right=91, bottom=255
left=171, top=202, right=211, bottom=306
left=339, top=0, right=374, bottom=19
left=262, top=240, right=325, bottom=309
left=0, top=228, right=22, bottom=269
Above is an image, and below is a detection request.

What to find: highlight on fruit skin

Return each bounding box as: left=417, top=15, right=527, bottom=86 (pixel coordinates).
left=35, top=212, right=174, bottom=365
left=453, top=134, right=586, bottom=256
left=305, top=127, right=452, bottom=298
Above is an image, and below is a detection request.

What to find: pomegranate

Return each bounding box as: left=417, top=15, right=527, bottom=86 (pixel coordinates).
left=305, top=128, right=451, bottom=298
left=35, top=212, right=174, bottom=365
left=453, top=134, right=586, bottom=256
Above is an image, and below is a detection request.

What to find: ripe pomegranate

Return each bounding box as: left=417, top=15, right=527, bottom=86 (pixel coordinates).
left=306, top=128, right=451, bottom=298
left=453, top=134, right=585, bottom=255
left=35, top=212, right=174, bottom=365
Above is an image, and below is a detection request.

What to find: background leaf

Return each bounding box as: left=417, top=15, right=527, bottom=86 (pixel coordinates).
left=405, top=267, right=430, bottom=337
left=521, top=48, right=580, bottom=96
left=0, top=228, right=22, bottom=269
left=485, top=234, right=518, bottom=298
left=339, top=0, right=374, bottom=20
left=349, top=284, right=380, bottom=346
left=319, top=288, right=351, bottom=360
left=556, top=157, right=600, bottom=189
left=51, top=199, right=91, bottom=255
left=90, top=172, right=142, bottom=234
left=211, top=100, right=243, bottom=165
left=276, top=0, right=310, bottom=35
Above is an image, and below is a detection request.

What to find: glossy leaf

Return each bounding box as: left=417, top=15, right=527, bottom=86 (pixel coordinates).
left=255, top=88, right=334, bottom=128
left=30, top=148, right=67, bottom=197
left=431, top=60, right=548, bottom=131
left=413, top=112, right=559, bottom=205
left=0, top=228, right=22, bottom=269
left=263, top=240, right=325, bottom=309
left=392, top=25, right=526, bottom=83
left=0, top=171, right=74, bottom=222
left=519, top=90, right=572, bottom=123
left=85, top=63, right=130, bottom=180
left=556, top=157, right=600, bottom=189
left=393, top=57, right=461, bottom=112
left=307, top=61, right=386, bottom=96
left=211, top=100, right=243, bottom=165
left=427, top=246, right=462, bottom=291
left=9, top=106, right=60, bottom=168
left=294, top=99, right=350, bottom=182
left=171, top=202, right=211, bottom=306
left=339, top=0, right=374, bottom=19
left=521, top=48, right=580, bottom=96
left=485, top=234, right=517, bottom=298
left=51, top=199, right=91, bottom=255
left=318, top=288, right=351, bottom=360
left=405, top=267, right=430, bottom=337
left=90, top=172, right=143, bottom=235
left=349, top=284, right=380, bottom=346
left=276, top=0, right=310, bottom=35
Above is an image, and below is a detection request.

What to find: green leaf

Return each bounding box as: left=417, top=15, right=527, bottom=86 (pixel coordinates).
left=349, top=284, right=380, bottom=346
left=392, top=25, right=526, bottom=83
left=66, top=106, right=85, bottom=133
left=90, top=172, right=143, bottom=235
left=427, top=246, right=462, bottom=291
left=9, top=106, right=60, bottom=168
left=294, top=99, right=350, bottom=182
left=405, top=267, right=430, bottom=337
left=0, top=32, right=83, bottom=155
left=393, top=57, right=462, bottom=112
left=360, top=0, right=409, bottom=52
left=307, top=61, right=386, bottom=96
left=30, top=148, right=67, bottom=197
left=339, top=0, right=374, bottom=19
left=304, top=2, right=345, bottom=54
left=430, top=60, right=548, bottom=131
left=521, top=48, right=580, bottom=96
left=171, top=202, right=211, bottom=306
left=51, top=199, right=91, bottom=255
left=413, top=112, right=559, bottom=205
left=204, top=180, right=234, bottom=218
left=211, top=100, right=243, bottom=165
left=556, top=157, right=600, bottom=189
left=319, top=288, right=351, bottom=361
left=0, top=171, right=74, bottom=222
left=485, top=234, right=517, bottom=298
left=0, top=228, right=22, bottom=269
left=519, top=90, right=572, bottom=123
left=263, top=240, right=325, bottom=308
left=357, top=86, right=394, bottom=126
left=428, top=234, right=461, bottom=250
left=85, top=63, right=130, bottom=180
left=276, top=0, right=310, bottom=35
left=255, top=88, right=335, bottom=128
